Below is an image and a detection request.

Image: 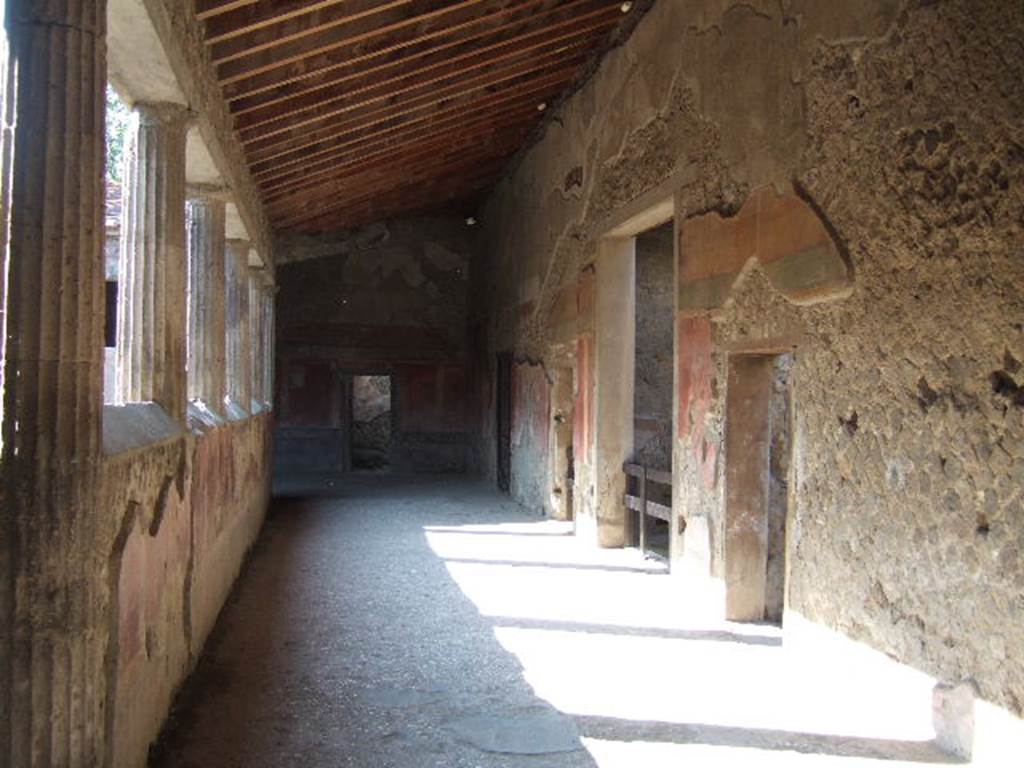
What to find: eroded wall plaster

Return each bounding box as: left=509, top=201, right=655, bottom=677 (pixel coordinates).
left=275, top=217, right=474, bottom=474
left=468, top=0, right=1024, bottom=718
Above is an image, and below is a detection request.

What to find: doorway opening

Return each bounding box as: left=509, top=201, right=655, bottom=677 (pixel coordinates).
left=496, top=352, right=512, bottom=492
left=550, top=366, right=575, bottom=521
left=351, top=375, right=392, bottom=472
left=724, top=352, right=793, bottom=624
left=629, top=222, right=674, bottom=560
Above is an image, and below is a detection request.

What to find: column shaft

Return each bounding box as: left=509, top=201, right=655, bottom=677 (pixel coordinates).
left=226, top=241, right=251, bottom=413
left=264, top=287, right=275, bottom=407
left=186, top=196, right=226, bottom=412
left=247, top=270, right=262, bottom=410
left=1, top=2, right=108, bottom=765
left=116, top=102, right=188, bottom=420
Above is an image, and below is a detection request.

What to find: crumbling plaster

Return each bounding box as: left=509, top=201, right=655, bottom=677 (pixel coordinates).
left=276, top=217, right=471, bottom=356
left=102, top=416, right=272, bottom=768
left=275, top=217, right=474, bottom=475
left=470, top=0, right=1024, bottom=717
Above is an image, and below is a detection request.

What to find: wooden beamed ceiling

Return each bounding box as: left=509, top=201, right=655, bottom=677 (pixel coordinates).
left=196, top=0, right=641, bottom=232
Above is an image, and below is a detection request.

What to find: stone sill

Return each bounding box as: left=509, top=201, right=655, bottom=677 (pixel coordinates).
left=224, top=398, right=249, bottom=423
left=103, top=403, right=183, bottom=456
left=189, top=399, right=272, bottom=434
left=103, top=401, right=273, bottom=455
left=250, top=399, right=272, bottom=415
left=187, top=400, right=226, bottom=434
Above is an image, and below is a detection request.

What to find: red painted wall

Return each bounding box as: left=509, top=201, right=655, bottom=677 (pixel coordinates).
left=677, top=316, right=716, bottom=488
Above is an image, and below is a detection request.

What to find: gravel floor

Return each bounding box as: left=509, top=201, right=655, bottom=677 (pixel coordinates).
left=150, top=475, right=956, bottom=768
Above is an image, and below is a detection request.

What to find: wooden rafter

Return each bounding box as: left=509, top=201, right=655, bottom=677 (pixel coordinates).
left=223, top=0, right=555, bottom=103
left=235, top=16, right=615, bottom=134
left=203, top=0, right=350, bottom=44
left=231, top=0, right=617, bottom=118
left=253, top=99, right=543, bottom=186
left=211, top=0, right=417, bottom=65
left=216, top=0, right=503, bottom=80
left=265, top=142, right=515, bottom=209
left=247, top=74, right=569, bottom=174
left=262, top=122, right=533, bottom=200
left=196, top=0, right=259, bottom=20
left=194, top=0, right=641, bottom=231
left=239, top=38, right=597, bottom=145
left=245, top=61, right=578, bottom=163
left=275, top=161, right=508, bottom=229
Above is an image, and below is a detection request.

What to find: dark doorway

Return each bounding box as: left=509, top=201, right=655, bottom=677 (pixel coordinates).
left=351, top=375, right=392, bottom=471
left=496, top=352, right=512, bottom=492
left=630, top=222, right=674, bottom=560
left=724, top=353, right=793, bottom=624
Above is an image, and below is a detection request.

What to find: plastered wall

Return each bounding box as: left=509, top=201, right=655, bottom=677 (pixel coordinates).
left=274, top=217, right=473, bottom=474
left=469, top=0, right=1024, bottom=718
left=102, top=415, right=272, bottom=767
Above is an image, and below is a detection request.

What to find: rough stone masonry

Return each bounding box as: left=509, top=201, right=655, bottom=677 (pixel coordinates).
left=467, top=0, right=1024, bottom=719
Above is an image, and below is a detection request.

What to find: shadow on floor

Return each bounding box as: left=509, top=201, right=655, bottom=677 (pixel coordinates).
left=149, top=475, right=956, bottom=767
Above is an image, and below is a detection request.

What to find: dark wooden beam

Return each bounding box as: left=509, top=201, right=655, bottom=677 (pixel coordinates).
left=266, top=139, right=519, bottom=215
left=274, top=161, right=507, bottom=229
left=288, top=179, right=494, bottom=232
left=196, top=0, right=259, bottom=20
left=192, top=0, right=644, bottom=234
left=247, top=76, right=566, bottom=170
left=227, top=0, right=617, bottom=114
left=215, top=0, right=503, bottom=79
left=234, top=17, right=613, bottom=134
left=211, top=0, right=417, bottom=64
left=203, top=0, right=349, bottom=45
left=243, top=55, right=583, bottom=161
left=217, top=0, right=550, bottom=86
left=285, top=173, right=499, bottom=228
left=262, top=121, right=533, bottom=199
left=237, top=38, right=597, bottom=145
left=253, top=98, right=542, bottom=186
left=222, top=0, right=553, bottom=103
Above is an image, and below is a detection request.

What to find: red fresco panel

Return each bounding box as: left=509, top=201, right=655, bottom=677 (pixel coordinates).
left=677, top=316, right=716, bottom=488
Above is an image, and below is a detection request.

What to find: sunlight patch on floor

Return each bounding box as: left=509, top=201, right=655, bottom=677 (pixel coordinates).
left=581, top=738, right=941, bottom=768
left=425, top=519, right=951, bottom=766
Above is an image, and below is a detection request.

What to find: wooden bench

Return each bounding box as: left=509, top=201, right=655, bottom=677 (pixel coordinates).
left=623, top=462, right=672, bottom=562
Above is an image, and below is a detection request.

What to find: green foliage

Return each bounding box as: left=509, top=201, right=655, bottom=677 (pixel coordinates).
left=105, top=86, right=131, bottom=185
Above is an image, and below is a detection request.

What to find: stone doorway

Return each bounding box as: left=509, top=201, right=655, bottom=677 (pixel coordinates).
left=724, top=353, right=793, bottom=624
left=629, top=222, right=674, bottom=560
left=351, top=375, right=393, bottom=472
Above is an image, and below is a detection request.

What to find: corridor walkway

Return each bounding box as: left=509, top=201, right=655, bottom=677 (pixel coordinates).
left=151, top=478, right=955, bottom=767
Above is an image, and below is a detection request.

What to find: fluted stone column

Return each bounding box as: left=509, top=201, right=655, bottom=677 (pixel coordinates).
left=1, top=2, right=108, bottom=765
left=248, top=269, right=263, bottom=411
left=186, top=194, right=226, bottom=414
left=116, top=102, right=189, bottom=421
left=263, top=282, right=276, bottom=408
left=226, top=240, right=251, bottom=415
left=0, top=11, right=15, bottom=411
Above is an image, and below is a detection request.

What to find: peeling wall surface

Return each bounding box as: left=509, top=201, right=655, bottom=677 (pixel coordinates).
left=469, top=0, right=1024, bottom=719
left=275, top=217, right=473, bottom=474
left=510, top=361, right=552, bottom=513
left=103, top=415, right=272, bottom=768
